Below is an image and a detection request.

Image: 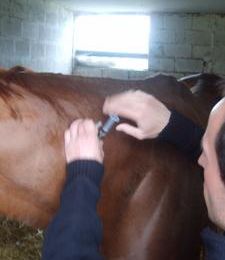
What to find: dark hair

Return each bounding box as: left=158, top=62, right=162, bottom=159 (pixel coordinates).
left=215, top=121, right=225, bottom=183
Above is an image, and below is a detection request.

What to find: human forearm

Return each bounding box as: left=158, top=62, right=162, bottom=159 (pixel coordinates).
left=42, top=160, right=104, bottom=260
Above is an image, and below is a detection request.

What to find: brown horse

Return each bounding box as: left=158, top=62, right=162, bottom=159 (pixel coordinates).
left=0, top=68, right=207, bottom=259
left=179, top=73, right=225, bottom=117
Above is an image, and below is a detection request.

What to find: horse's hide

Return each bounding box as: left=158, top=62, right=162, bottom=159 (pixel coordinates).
left=179, top=73, right=225, bottom=116
left=0, top=68, right=207, bottom=259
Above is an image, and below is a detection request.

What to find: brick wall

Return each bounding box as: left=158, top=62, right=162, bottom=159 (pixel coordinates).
left=0, top=0, right=74, bottom=74
left=74, top=13, right=225, bottom=80
left=149, top=14, right=222, bottom=77
left=1, top=3, right=225, bottom=78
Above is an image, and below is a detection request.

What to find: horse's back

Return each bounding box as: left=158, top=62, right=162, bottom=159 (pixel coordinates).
left=0, top=70, right=207, bottom=259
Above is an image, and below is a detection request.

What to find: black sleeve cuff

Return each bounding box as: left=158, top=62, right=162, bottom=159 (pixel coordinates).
left=158, top=110, right=204, bottom=161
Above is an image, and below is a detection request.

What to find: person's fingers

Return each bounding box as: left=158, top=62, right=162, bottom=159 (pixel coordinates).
left=103, top=92, right=138, bottom=121
left=77, top=119, right=86, bottom=137
left=70, top=119, right=82, bottom=139
left=64, top=129, right=70, bottom=146
left=116, top=123, right=144, bottom=140
left=77, top=119, right=98, bottom=138
left=84, top=119, right=98, bottom=134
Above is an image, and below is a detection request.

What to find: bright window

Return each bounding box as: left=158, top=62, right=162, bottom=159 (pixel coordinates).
left=74, top=15, right=150, bottom=71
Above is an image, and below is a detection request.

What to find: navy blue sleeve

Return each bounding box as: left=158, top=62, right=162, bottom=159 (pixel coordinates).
left=42, top=160, right=104, bottom=260
left=158, top=110, right=204, bottom=161
left=201, top=227, right=225, bottom=260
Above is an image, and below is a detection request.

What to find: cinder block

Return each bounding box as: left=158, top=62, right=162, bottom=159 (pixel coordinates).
left=10, top=0, right=29, bottom=19
left=214, top=60, right=225, bottom=75
left=27, top=0, right=45, bottom=22
left=163, top=15, right=192, bottom=30
left=15, top=39, right=30, bottom=57
left=202, top=61, right=213, bottom=73
left=128, top=70, right=154, bottom=80
left=151, top=15, right=163, bottom=29
left=0, top=38, right=14, bottom=56
left=27, top=59, right=41, bottom=72
left=0, top=0, right=10, bottom=14
left=46, top=12, right=59, bottom=26
left=102, top=69, right=129, bottom=80
left=174, top=30, right=186, bottom=44
left=30, top=59, right=48, bottom=72
left=45, top=1, right=59, bottom=14
left=57, top=24, right=74, bottom=47
left=192, top=15, right=215, bottom=31
left=193, top=46, right=212, bottom=59
left=74, top=67, right=102, bottom=78
left=45, top=44, right=58, bottom=58
left=39, top=59, right=57, bottom=72
left=175, top=58, right=203, bottom=73
left=213, top=46, right=225, bottom=61
left=45, top=2, right=60, bottom=25
left=7, top=57, right=29, bottom=68
left=185, top=31, right=212, bottom=45
left=149, top=44, right=164, bottom=57
left=2, top=17, right=22, bottom=37
left=39, top=24, right=59, bottom=42
left=54, top=60, right=72, bottom=74
left=58, top=8, right=73, bottom=25
left=57, top=44, right=73, bottom=61
left=1, top=59, right=16, bottom=69
left=214, top=32, right=225, bottom=46
left=22, top=22, right=39, bottom=40
left=31, top=43, right=45, bottom=59
left=214, top=15, right=225, bottom=31
left=0, top=57, right=10, bottom=68
left=151, top=29, right=175, bottom=44
left=164, top=44, right=191, bottom=58
left=149, top=57, right=174, bottom=72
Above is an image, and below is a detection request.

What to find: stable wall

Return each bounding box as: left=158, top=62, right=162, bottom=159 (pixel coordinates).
left=1, top=2, right=225, bottom=78
left=0, top=0, right=74, bottom=73
left=74, top=13, right=225, bottom=79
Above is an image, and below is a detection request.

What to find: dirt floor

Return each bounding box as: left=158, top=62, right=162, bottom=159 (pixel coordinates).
left=0, top=216, right=43, bottom=260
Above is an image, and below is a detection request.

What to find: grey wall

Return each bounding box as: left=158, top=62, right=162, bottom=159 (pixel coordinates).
left=149, top=14, right=225, bottom=77
left=0, top=0, right=74, bottom=74
left=74, top=13, right=225, bottom=80
left=1, top=1, right=225, bottom=79
left=52, top=0, right=225, bottom=14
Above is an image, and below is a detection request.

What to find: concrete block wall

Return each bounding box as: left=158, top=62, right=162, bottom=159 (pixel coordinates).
left=0, top=0, right=74, bottom=74
left=74, top=13, right=225, bottom=80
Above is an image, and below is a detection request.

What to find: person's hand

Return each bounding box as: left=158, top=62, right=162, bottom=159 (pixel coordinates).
left=103, top=90, right=171, bottom=140
left=64, top=119, right=104, bottom=164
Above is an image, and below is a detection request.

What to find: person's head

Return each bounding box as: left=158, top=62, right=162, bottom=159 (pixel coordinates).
left=198, top=97, right=225, bottom=230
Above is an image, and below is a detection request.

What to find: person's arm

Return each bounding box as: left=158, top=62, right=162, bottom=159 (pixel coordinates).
left=42, top=160, right=104, bottom=260
left=158, top=109, right=204, bottom=161
left=103, top=90, right=204, bottom=161
left=42, top=119, right=104, bottom=260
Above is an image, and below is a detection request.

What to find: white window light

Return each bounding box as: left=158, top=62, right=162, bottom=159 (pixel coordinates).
left=74, top=14, right=150, bottom=71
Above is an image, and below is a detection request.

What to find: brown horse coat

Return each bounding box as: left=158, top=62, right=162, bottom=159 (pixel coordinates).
left=179, top=73, right=225, bottom=115
left=0, top=68, right=207, bottom=259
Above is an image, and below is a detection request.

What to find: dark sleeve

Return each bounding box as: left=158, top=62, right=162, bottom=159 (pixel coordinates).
left=201, top=227, right=225, bottom=260
left=42, top=160, right=104, bottom=260
left=158, top=110, right=204, bottom=161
